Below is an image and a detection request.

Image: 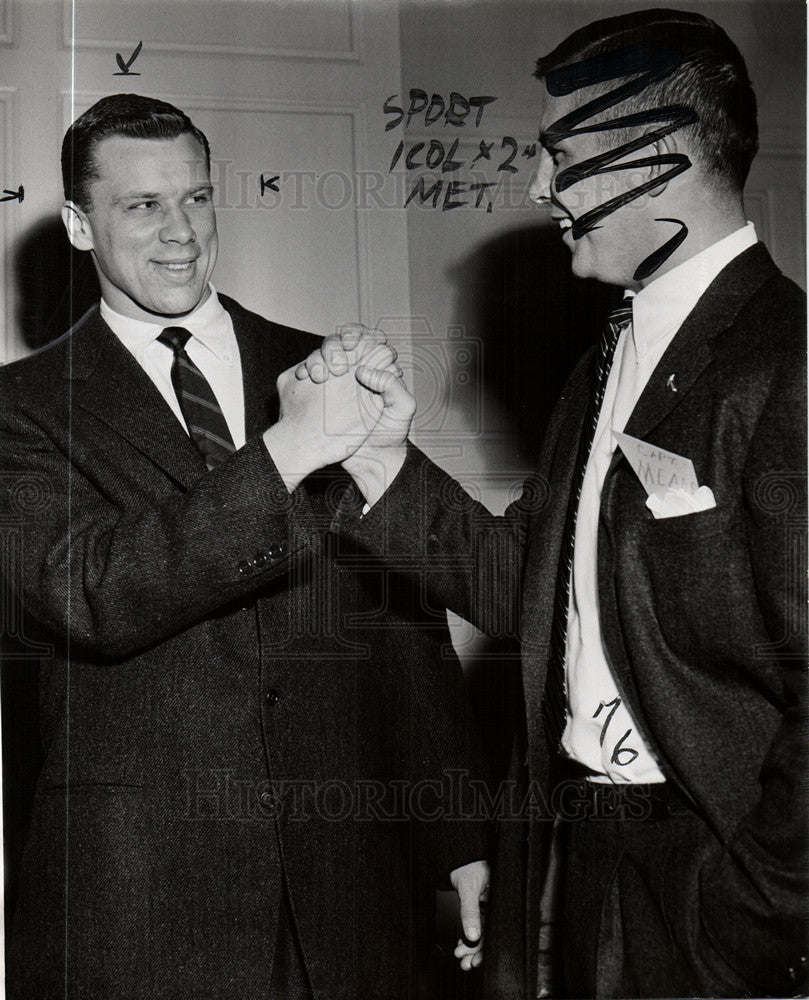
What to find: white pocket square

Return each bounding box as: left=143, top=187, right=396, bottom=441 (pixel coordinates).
left=646, top=485, right=716, bottom=519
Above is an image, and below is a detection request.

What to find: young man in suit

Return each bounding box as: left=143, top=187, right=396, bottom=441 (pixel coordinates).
left=298, top=9, right=808, bottom=998
left=0, top=94, right=491, bottom=999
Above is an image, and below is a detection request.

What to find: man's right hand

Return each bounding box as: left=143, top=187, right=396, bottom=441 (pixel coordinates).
left=295, top=325, right=416, bottom=506
left=263, top=341, right=396, bottom=493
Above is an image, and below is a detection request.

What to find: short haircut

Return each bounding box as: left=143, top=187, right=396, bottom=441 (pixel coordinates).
left=535, top=8, right=758, bottom=191
left=62, top=94, right=211, bottom=209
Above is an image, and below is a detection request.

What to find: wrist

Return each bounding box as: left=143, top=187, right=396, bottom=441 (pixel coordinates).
left=262, top=422, right=320, bottom=492
left=343, top=444, right=407, bottom=507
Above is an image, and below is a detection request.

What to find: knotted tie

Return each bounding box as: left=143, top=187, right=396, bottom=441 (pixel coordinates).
left=157, top=326, right=236, bottom=470
left=541, top=298, right=634, bottom=751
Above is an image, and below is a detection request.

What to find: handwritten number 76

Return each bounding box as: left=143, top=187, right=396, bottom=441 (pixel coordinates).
left=592, top=697, right=639, bottom=766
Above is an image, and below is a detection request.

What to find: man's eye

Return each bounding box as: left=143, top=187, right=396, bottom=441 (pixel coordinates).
left=130, top=201, right=157, bottom=210
left=189, top=192, right=211, bottom=204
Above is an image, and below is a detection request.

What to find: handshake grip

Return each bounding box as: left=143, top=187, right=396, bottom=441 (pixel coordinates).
left=264, top=325, right=415, bottom=503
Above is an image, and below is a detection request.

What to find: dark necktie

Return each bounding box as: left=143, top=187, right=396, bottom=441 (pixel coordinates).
left=157, top=326, right=236, bottom=470
left=541, top=298, right=634, bottom=752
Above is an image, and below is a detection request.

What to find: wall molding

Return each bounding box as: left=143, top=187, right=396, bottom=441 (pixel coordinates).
left=61, top=0, right=361, bottom=62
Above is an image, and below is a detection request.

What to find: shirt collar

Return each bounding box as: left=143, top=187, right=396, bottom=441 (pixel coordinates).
left=626, top=222, right=758, bottom=359
left=100, top=285, right=234, bottom=365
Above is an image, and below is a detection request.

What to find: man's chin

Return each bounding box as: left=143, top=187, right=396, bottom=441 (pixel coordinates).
left=569, top=253, right=594, bottom=281
left=570, top=252, right=630, bottom=288
left=144, top=286, right=210, bottom=319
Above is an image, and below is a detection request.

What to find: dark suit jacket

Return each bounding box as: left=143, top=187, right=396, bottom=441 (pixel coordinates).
left=0, top=295, right=490, bottom=1000
left=343, top=243, right=808, bottom=996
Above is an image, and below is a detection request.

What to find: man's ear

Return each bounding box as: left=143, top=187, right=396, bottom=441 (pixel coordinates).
left=647, top=132, right=680, bottom=198
left=61, top=201, right=94, bottom=251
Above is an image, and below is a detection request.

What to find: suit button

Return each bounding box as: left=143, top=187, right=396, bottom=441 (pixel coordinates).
left=268, top=543, right=286, bottom=559
left=252, top=552, right=269, bottom=568
left=265, top=689, right=280, bottom=706
left=237, top=560, right=250, bottom=575
left=259, top=791, right=274, bottom=808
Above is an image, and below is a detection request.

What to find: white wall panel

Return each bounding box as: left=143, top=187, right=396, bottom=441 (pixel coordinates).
left=65, top=0, right=358, bottom=60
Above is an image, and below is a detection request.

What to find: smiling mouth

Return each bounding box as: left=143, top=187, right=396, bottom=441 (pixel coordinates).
left=553, top=216, right=573, bottom=231
left=154, top=259, right=198, bottom=274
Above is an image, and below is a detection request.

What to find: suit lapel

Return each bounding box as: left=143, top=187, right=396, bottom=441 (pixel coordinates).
left=596, top=244, right=781, bottom=741
left=67, top=307, right=207, bottom=489
left=228, top=304, right=282, bottom=438
left=610, top=243, right=779, bottom=469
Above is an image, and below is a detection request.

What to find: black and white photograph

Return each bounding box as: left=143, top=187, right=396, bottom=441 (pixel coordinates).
left=0, top=1, right=805, bottom=998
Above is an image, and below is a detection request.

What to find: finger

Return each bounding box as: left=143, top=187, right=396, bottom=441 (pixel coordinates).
left=320, top=330, right=389, bottom=377
left=341, top=334, right=392, bottom=373
left=354, top=365, right=397, bottom=395
left=337, top=324, right=387, bottom=354
left=454, top=936, right=484, bottom=976
left=362, top=344, right=396, bottom=371
left=336, top=323, right=366, bottom=351
left=295, top=348, right=329, bottom=382
left=457, top=886, right=482, bottom=944
left=319, top=336, right=352, bottom=377
left=453, top=939, right=483, bottom=958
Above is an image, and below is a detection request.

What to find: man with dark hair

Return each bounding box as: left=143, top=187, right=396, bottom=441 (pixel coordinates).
left=61, top=93, right=212, bottom=211
left=297, top=8, right=808, bottom=997
left=0, top=93, right=490, bottom=999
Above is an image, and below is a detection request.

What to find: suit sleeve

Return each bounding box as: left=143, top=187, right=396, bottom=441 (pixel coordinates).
left=696, top=346, right=809, bottom=991
left=338, top=440, right=547, bottom=639
left=0, top=399, right=313, bottom=659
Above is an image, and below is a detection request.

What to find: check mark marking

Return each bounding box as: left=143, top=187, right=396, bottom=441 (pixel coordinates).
left=114, top=40, right=143, bottom=76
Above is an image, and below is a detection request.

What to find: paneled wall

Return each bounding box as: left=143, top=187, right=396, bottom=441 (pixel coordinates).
left=1, top=0, right=411, bottom=361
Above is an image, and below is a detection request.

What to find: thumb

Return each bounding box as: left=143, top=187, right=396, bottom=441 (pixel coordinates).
left=355, top=365, right=413, bottom=413
left=458, top=880, right=482, bottom=942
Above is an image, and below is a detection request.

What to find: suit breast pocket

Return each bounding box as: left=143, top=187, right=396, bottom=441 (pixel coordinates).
left=636, top=502, right=738, bottom=544
left=619, top=504, right=759, bottom=669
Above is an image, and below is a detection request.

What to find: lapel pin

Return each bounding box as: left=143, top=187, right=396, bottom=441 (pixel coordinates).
left=666, top=373, right=678, bottom=393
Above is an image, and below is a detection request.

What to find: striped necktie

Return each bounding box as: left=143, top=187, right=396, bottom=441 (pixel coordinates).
left=157, top=326, right=236, bottom=470
left=541, top=298, right=634, bottom=752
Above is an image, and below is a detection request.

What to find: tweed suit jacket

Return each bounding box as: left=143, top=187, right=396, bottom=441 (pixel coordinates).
left=0, top=294, right=491, bottom=1000
left=343, top=243, right=808, bottom=996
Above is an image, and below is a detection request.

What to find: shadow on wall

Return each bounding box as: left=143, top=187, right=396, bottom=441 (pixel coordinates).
left=13, top=215, right=100, bottom=352
left=4, top=215, right=97, bottom=941
left=451, top=222, right=622, bottom=468
left=445, top=222, right=621, bottom=785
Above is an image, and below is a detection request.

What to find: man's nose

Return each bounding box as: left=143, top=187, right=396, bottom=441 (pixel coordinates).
left=528, top=152, right=555, bottom=204
left=159, top=206, right=195, bottom=244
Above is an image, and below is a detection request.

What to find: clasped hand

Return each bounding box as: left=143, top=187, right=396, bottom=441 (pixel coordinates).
left=266, top=324, right=415, bottom=502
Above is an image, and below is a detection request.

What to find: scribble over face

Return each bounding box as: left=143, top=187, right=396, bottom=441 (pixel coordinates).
left=531, top=85, right=659, bottom=287
left=530, top=43, right=698, bottom=287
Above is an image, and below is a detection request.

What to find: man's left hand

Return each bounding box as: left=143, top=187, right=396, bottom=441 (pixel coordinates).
left=449, top=859, right=490, bottom=971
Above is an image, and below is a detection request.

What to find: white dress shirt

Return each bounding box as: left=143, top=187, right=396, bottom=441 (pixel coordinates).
left=562, top=222, right=758, bottom=783
left=100, top=285, right=246, bottom=449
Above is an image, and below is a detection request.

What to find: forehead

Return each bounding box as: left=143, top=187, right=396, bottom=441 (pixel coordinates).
left=537, top=84, right=579, bottom=143
left=90, top=133, right=209, bottom=195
